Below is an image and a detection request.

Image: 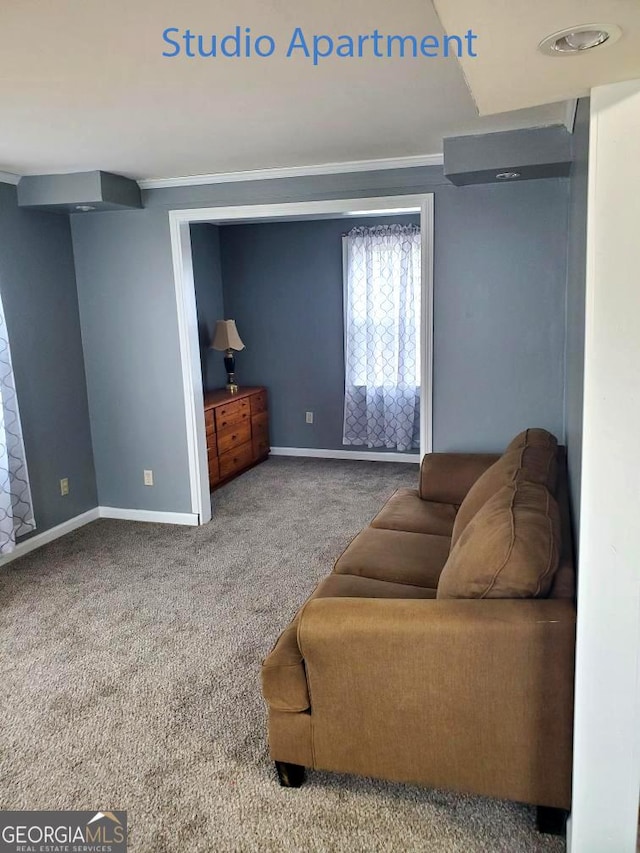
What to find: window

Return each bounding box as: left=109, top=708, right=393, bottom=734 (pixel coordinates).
left=342, top=224, right=421, bottom=451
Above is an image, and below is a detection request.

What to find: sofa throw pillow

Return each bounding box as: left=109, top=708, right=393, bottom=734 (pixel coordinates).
left=437, top=480, right=561, bottom=599
left=451, top=444, right=558, bottom=546
left=506, top=428, right=558, bottom=452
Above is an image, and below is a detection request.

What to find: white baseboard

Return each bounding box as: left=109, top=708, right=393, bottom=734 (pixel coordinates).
left=270, top=446, right=420, bottom=463
left=98, top=507, right=199, bottom=525
left=0, top=507, right=101, bottom=568
left=0, top=504, right=201, bottom=570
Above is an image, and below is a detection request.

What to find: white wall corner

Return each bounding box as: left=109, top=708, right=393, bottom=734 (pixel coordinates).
left=569, top=78, right=640, bottom=853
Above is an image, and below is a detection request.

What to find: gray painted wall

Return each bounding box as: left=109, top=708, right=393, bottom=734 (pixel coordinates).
left=0, top=181, right=97, bottom=534
left=203, top=183, right=569, bottom=457
left=564, top=99, right=590, bottom=534
left=219, top=215, right=419, bottom=452
left=71, top=170, right=447, bottom=513
left=71, top=208, right=191, bottom=512
left=433, top=178, right=568, bottom=451
left=70, top=166, right=570, bottom=514
left=191, top=224, right=227, bottom=392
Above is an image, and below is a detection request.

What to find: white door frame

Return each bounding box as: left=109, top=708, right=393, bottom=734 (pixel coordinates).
left=169, top=193, right=435, bottom=524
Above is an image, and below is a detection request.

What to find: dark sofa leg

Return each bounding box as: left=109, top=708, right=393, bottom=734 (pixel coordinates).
left=275, top=761, right=306, bottom=788
left=536, top=806, right=568, bottom=835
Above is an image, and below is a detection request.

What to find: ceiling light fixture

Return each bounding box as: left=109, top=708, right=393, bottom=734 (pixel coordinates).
left=496, top=172, right=520, bottom=180
left=75, top=205, right=96, bottom=211
left=538, top=23, right=621, bottom=56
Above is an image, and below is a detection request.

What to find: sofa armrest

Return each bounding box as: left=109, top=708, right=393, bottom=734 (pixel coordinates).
left=298, top=597, right=575, bottom=807
left=262, top=620, right=310, bottom=713
left=419, top=452, right=500, bottom=503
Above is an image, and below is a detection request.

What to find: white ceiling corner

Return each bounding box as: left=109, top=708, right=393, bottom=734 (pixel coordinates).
left=0, top=0, right=572, bottom=180
left=433, top=0, right=640, bottom=115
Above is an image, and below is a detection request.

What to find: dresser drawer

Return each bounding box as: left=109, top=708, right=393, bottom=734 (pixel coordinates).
left=206, top=430, right=217, bottom=456
left=250, top=390, right=268, bottom=415
left=215, top=397, right=250, bottom=431
left=252, top=411, right=269, bottom=442
left=217, top=420, right=251, bottom=455
left=208, top=457, right=220, bottom=484
left=253, top=437, right=270, bottom=460
left=219, top=441, right=253, bottom=480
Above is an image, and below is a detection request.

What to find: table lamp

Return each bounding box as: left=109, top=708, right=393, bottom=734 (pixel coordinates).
left=212, top=320, right=245, bottom=393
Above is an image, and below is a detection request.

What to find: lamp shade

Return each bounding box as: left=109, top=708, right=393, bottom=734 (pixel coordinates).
left=211, top=319, right=245, bottom=352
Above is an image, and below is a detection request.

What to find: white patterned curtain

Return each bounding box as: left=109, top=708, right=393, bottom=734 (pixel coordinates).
left=0, top=293, right=35, bottom=552
left=342, top=224, right=421, bottom=452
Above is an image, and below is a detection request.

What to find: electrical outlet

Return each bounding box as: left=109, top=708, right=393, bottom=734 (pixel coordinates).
left=143, top=469, right=154, bottom=486
left=305, top=411, right=314, bottom=424
left=59, top=478, right=69, bottom=496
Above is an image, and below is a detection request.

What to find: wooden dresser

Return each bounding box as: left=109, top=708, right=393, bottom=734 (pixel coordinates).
left=204, top=386, right=270, bottom=490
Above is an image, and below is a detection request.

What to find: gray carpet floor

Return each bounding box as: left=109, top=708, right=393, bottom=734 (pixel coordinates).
left=0, top=457, right=564, bottom=852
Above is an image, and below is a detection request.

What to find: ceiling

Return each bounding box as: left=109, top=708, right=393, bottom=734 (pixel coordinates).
left=0, top=0, right=568, bottom=181
left=433, top=0, right=640, bottom=115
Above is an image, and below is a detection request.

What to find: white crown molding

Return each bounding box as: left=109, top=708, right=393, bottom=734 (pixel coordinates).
left=139, top=153, right=444, bottom=190
left=98, top=506, right=199, bottom=525
left=0, top=171, right=20, bottom=186
left=270, top=447, right=420, bottom=463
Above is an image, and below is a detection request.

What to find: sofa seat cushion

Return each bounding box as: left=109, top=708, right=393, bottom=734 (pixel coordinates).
left=437, top=480, right=561, bottom=600
left=262, top=564, right=441, bottom=712
left=371, top=488, right=457, bottom=537
left=452, top=443, right=558, bottom=546
left=314, top=573, right=438, bottom=600
left=334, top=527, right=450, bottom=589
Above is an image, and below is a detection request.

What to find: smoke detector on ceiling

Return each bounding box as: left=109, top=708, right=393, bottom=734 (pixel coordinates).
left=538, top=23, right=622, bottom=55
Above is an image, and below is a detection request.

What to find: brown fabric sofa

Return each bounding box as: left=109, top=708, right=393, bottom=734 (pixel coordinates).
left=261, top=429, right=576, bottom=829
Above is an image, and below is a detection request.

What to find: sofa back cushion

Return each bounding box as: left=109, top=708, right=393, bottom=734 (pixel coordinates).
left=451, top=435, right=558, bottom=547
left=437, top=480, right=561, bottom=599
left=506, top=427, right=558, bottom=452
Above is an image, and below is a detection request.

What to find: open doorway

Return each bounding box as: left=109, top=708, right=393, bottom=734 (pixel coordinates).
left=169, top=195, right=434, bottom=524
